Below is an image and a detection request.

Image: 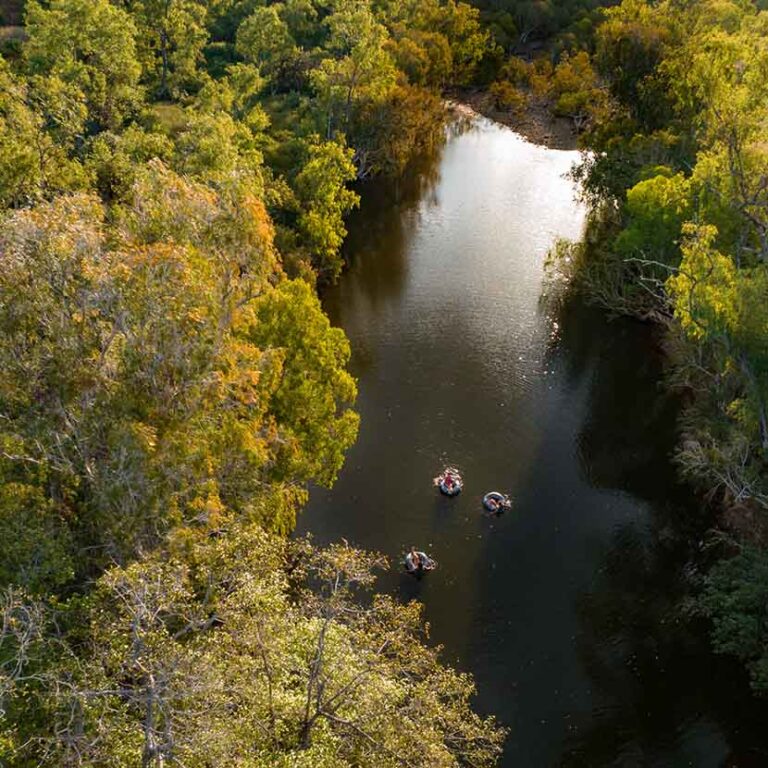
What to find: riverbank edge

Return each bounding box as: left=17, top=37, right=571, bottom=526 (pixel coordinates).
left=446, top=88, right=579, bottom=151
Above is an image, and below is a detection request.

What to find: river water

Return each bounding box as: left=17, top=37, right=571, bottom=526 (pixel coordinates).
left=297, top=117, right=768, bottom=767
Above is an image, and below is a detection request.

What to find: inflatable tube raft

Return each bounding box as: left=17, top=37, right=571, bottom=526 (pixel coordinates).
left=483, top=491, right=511, bottom=513
left=435, top=467, right=463, bottom=496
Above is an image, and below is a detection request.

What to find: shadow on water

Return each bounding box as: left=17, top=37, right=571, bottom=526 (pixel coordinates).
left=302, top=117, right=768, bottom=767
left=329, top=130, right=448, bottom=317
left=322, top=137, right=446, bottom=379
left=557, top=520, right=768, bottom=768
left=327, top=116, right=477, bottom=319
left=552, top=297, right=683, bottom=503
left=460, top=289, right=760, bottom=766
left=535, top=293, right=768, bottom=766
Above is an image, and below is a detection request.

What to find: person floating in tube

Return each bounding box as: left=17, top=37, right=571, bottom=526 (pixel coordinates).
left=405, top=547, right=435, bottom=573
left=434, top=467, right=462, bottom=495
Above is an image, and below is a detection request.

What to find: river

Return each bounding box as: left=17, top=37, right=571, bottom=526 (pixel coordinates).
left=296, top=116, right=768, bottom=767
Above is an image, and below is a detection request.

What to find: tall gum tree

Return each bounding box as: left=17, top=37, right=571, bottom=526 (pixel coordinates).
left=119, top=0, right=210, bottom=98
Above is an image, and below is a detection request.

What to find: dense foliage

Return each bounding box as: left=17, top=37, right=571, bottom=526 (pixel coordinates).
left=0, top=163, right=358, bottom=581
left=572, top=0, right=768, bottom=515
left=0, top=0, right=505, bottom=764
left=7, top=0, right=768, bottom=750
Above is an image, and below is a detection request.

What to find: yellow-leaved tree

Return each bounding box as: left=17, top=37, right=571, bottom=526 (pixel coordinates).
left=0, top=160, right=358, bottom=590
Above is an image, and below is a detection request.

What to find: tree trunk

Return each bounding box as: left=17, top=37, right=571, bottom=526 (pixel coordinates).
left=159, top=29, right=170, bottom=98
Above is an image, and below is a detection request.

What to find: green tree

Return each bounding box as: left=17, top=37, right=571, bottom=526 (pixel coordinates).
left=615, top=171, right=691, bottom=266
left=249, top=279, right=359, bottom=485
left=0, top=61, right=87, bottom=206
left=0, top=162, right=358, bottom=570
left=387, top=28, right=453, bottom=87
left=84, top=124, right=175, bottom=202
left=547, top=50, right=606, bottom=130
left=595, top=0, right=677, bottom=130
left=433, top=0, right=488, bottom=85
left=293, top=140, right=360, bottom=278
left=172, top=109, right=251, bottom=180
left=700, top=546, right=768, bottom=692
left=24, top=0, right=142, bottom=130
left=235, top=4, right=300, bottom=88
left=0, top=484, right=74, bottom=593
left=311, top=2, right=396, bottom=137
left=668, top=225, right=768, bottom=496
left=123, top=0, right=209, bottom=98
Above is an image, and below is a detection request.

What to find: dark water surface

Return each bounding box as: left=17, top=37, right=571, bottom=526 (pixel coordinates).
left=297, top=118, right=768, bottom=767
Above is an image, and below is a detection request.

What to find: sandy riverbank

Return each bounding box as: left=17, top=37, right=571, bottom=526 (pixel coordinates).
left=447, top=90, right=579, bottom=151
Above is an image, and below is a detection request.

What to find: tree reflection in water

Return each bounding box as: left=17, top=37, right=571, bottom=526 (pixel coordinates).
left=549, top=292, right=768, bottom=767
